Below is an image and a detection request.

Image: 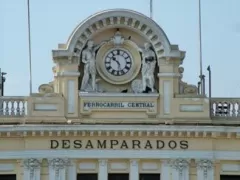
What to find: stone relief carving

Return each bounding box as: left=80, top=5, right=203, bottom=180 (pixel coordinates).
left=48, top=158, right=70, bottom=177
left=80, top=40, right=106, bottom=92
left=24, top=158, right=41, bottom=179
left=139, top=42, right=157, bottom=93
left=38, top=83, right=54, bottom=94
left=170, top=159, right=189, bottom=177
left=109, top=30, right=125, bottom=47
left=179, top=67, right=198, bottom=95
left=196, top=159, right=213, bottom=179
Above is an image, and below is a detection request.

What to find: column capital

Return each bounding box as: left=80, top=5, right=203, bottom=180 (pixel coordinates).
left=48, top=158, right=70, bottom=170
left=130, top=159, right=139, bottom=166
left=196, top=159, right=214, bottom=179
left=170, top=159, right=190, bottom=171
left=98, top=159, right=108, bottom=166
left=24, top=158, right=41, bottom=170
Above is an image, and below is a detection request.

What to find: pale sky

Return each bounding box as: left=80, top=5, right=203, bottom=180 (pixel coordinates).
left=1, top=0, right=240, bottom=97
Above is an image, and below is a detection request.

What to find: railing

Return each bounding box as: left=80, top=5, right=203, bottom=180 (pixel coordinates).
left=0, top=97, right=28, bottom=117
left=211, top=98, right=240, bottom=118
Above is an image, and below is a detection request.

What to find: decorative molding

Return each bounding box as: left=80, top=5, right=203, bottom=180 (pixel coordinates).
left=180, top=105, right=203, bottom=112
left=79, top=92, right=159, bottom=97
left=163, top=81, right=171, bottom=114
left=170, top=159, right=190, bottom=180
left=34, top=104, right=57, bottom=111
left=196, top=160, right=213, bottom=179
left=158, top=72, right=181, bottom=77
left=67, top=80, right=75, bottom=114
left=196, top=159, right=214, bottom=180
left=0, top=164, right=14, bottom=171
left=56, top=71, right=80, bottom=77
left=23, top=159, right=41, bottom=180
left=79, top=162, right=96, bottom=170
left=48, top=158, right=70, bottom=180
left=0, top=125, right=240, bottom=139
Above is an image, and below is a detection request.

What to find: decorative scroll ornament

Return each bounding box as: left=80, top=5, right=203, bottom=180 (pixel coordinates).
left=48, top=158, right=70, bottom=178
left=110, top=31, right=125, bottom=47
left=24, top=159, right=41, bottom=179
left=170, top=159, right=189, bottom=179
left=197, top=159, right=213, bottom=179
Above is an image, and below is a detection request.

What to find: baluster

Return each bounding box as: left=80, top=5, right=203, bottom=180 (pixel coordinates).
left=237, top=102, right=240, bottom=117
left=16, top=100, right=20, bottom=116
left=5, top=100, right=9, bottom=116
left=22, top=100, right=26, bottom=116
left=10, top=100, right=15, bottom=116
left=0, top=99, right=3, bottom=116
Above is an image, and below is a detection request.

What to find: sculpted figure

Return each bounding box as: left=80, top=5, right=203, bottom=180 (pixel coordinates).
left=80, top=40, right=105, bottom=91
left=139, top=42, right=156, bottom=92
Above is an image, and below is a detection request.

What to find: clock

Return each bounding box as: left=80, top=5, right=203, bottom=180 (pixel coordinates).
left=104, top=49, right=132, bottom=76
left=96, top=40, right=142, bottom=85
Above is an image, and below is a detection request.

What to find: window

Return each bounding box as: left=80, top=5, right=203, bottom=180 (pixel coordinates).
left=108, top=173, right=129, bottom=180
left=139, top=174, right=160, bottom=180
left=0, top=175, right=16, bottom=180
left=77, top=173, right=98, bottom=180
left=221, top=175, right=240, bottom=180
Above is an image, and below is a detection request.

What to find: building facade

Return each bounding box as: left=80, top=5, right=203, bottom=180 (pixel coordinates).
left=0, top=9, right=239, bottom=180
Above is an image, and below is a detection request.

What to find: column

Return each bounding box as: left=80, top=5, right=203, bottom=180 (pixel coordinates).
left=23, top=158, right=41, bottom=180
left=196, top=159, right=214, bottom=180
left=170, top=159, right=190, bottom=180
left=98, top=159, right=108, bottom=180
left=161, top=160, right=170, bottom=180
left=48, top=158, right=70, bottom=180
left=130, top=160, right=139, bottom=180
left=67, top=160, right=77, bottom=180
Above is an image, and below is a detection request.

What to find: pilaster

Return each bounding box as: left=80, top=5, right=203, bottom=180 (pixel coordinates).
left=98, top=159, right=108, bottom=180
left=130, top=159, right=139, bottom=180
left=48, top=158, right=70, bottom=180
left=161, top=160, right=171, bottom=180
left=67, top=160, right=77, bottom=180
left=170, top=159, right=190, bottom=180
left=23, top=158, right=41, bottom=180
left=196, top=159, right=214, bottom=180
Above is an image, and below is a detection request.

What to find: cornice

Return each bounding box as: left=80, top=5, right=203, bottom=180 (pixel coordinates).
left=0, top=124, right=239, bottom=138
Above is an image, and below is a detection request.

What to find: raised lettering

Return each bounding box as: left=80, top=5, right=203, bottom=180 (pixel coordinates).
left=168, top=140, right=177, bottom=149
left=73, top=140, right=82, bottom=148
left=120, top=140, right=128, bottom=149
left=110, top=140, right=119, bottom=149
left=97, top=140, right=106, bottom=148
left=132, top=140, right=141, bottom=149
left=62, top=140, right=70, bottom=149
left=180, top=140, right=188, bottom=150
left=157, top=140, right=165, bottom=149
left=144, top=140, right=153, bottom=149
left=50, top=140, right=59, bottom=149
left=85, top=140, right=94, bottom=149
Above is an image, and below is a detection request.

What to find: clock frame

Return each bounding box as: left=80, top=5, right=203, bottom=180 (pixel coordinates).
left=96, top=40, right=142, bottom=85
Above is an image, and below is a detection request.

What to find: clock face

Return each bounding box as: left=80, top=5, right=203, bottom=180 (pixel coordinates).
left=104, top=49, right=132, bottom=76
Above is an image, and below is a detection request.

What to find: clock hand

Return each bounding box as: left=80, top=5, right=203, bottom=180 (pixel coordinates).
left=112, top=56, right=121, bottom=70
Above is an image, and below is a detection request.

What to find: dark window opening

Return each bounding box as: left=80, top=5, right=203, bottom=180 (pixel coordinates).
left=221, top=175, right=240, bottom=180
left=140, top=174, right=160, bottom=180
left=77, top=173, right=98, bottom=180
left=108, top=173, right=129, bottom=180
left=0, top=175, right=16, bottom=180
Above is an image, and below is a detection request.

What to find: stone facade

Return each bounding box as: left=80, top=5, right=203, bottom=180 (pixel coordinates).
left=0, top=8, right=239, bottom=180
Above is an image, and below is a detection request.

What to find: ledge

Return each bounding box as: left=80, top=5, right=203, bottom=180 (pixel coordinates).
left=79, top=92, right=159, bottom=97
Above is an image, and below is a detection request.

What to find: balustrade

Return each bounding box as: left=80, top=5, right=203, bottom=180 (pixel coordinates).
left=211, top=98, right=240, bottom=118
left=0, top=97, right=27, bottom=117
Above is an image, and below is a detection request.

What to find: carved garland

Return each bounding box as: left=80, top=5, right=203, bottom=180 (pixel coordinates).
left=24, top=158, right=41, bottom=179
left=197, top=159, right=213, bottom=180
left=48, top=158, right=70, bottom=178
